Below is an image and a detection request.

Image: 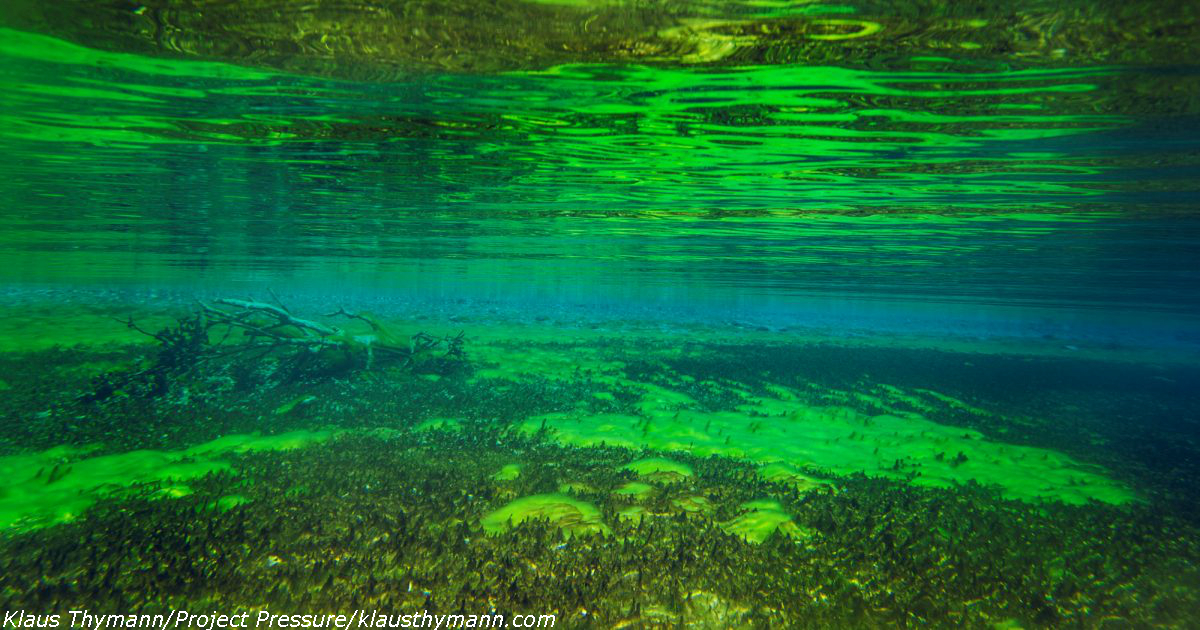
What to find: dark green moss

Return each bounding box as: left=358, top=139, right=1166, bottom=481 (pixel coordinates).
left=1, top=432, right=1197, bottom=628
left=2, top=333, right=1199, bottom=627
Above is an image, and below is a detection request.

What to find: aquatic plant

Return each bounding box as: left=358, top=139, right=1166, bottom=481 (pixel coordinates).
left=82, top=312, right=211, bottom=403
left=4, top=319, right=1199, bottom=627
left=2, top=431, right=1196, bottom=628
left=622, top=457, right=694, bottom=484
left=720, top=500, right=813, bottom=544
left=481, top=493, right=611, bottom=539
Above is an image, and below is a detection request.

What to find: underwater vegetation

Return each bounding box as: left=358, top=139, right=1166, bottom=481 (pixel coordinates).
left=0, top=311, right=1198, bottom=627
left=2, top=430, right=1199, bottom=628
left=0, top=0, right=1195, bottom=624
left=0, top=429, right=335, bottom=531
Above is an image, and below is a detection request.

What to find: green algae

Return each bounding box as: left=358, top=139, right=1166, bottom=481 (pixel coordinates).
left=2, top=431, right=1192, bottom=628
left=721, top=499, right=813, bottom=544
left=469, top=343, right=627, bottom=384
left=491, top=464, right=522, bottom=481
left=0, top=306, right=173, bottom=352
left=274, top=394, right=317, bottom=416
left=557, top=481, right=593, bottom=494
left=616, top=505, right=649, bottom=522
left=758, top=463, right=834, bottom=494
left=184, top=430, right=338, bottom=456
left=413, top=417, right=463, bottom=432
left=622, top=457, right=694, bottom=483
left=214, top=494, right=252, bottom=511
left=0, top=429, right=336, bottom=531
left=0, top=305, right=1135, bottom=508
left=614, top=481, right=655, bottom=500
left=670, top=494, right=716, bottom=515
left=481, top=493, right=610, bottom=538
left=523, top=382, right=1135, bottom=505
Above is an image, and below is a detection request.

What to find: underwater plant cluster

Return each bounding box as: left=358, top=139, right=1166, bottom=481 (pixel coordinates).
left=2, top=429, right=1198, bottom=628
left=1, top=320, right=1198, bottom=628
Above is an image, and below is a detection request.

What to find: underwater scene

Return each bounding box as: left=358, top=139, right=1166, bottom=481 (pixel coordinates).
left=1, top=1, right=1199, bottom=628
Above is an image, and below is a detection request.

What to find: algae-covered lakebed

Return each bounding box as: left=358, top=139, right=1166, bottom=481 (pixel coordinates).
left=0, top=297, right=1198, bottom=627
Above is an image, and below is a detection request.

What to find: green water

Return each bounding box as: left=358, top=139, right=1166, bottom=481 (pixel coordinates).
left=1, top=2, right=1199, bottom=628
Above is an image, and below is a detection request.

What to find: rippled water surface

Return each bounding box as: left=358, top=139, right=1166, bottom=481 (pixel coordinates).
left=2, top=3, right=1198, bottom=327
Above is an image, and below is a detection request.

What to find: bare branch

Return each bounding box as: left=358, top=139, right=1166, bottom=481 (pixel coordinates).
left=326, top=307, right=385, bottom=334
left=210, top=298, right=342, bottom=337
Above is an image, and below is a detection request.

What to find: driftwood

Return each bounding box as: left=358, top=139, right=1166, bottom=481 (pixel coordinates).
left=87, top=297, right=466, bottom=404
left=197, top=298, right=464, bottom=369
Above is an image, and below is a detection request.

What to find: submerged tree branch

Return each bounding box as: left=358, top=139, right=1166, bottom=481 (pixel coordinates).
left=84, top=296, right=468, bottom=405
